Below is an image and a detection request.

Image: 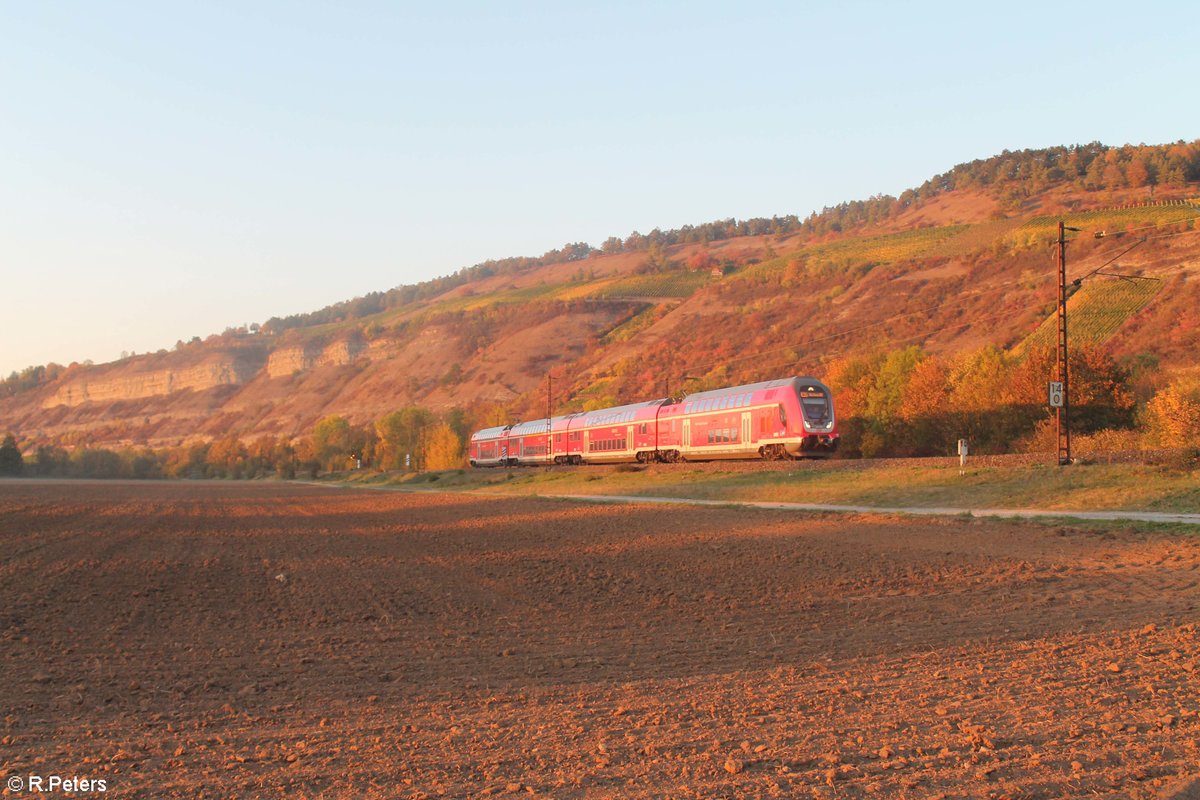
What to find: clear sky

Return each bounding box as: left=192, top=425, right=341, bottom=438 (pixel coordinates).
left=1, top=0, right=1197, bottom=375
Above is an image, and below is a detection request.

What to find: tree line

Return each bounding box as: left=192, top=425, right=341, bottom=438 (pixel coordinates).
left=0, top=405, right=476, bottom=480
left=823, top=344, right=1198, bottom=457
left=3, top=343, right=1197, bottom=478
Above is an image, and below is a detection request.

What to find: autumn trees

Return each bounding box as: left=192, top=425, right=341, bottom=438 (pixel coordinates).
left=0, top=434, right=22, bottom=476
left=825, top=344, right=1138, bottom=457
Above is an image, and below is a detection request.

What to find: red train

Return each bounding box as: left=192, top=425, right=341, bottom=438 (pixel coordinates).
left=469, top=375, right=837, bottom=467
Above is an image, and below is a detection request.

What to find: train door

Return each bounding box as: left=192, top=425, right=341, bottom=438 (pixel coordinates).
left=583, top=429, right=589, bottom=456
left=682, top=419, right=690, bottom=451
left=627, top=425, right=634, bottom=453
left=741, top=412, right=751, bottom=447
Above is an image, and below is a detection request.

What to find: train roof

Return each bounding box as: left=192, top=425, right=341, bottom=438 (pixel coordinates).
left=508, top=415, right=577, bottom=436
left=681, top=376, right=826, bottom=403
left=580, top=398, right=668, bottom=428
left=470, top=425, right=511, bottom=441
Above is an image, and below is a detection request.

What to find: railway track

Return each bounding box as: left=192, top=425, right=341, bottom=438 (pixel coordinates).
left=483, top=446, right=1188, bottom=475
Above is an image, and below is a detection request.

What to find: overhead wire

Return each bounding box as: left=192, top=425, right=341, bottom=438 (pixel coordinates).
left=675, top=210, right=1200, bottom=384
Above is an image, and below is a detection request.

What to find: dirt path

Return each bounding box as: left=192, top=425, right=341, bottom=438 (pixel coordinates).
left=550, top=493, right=1200, bottom=526
left=2, top=480, right=1200, bottom=798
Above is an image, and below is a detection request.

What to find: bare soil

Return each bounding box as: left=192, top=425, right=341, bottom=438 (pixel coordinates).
left=2, top=480, right=1200, bottom=799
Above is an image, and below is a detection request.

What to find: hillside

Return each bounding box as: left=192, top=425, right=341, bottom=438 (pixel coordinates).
left=3, top=142, right=1200, bottom=451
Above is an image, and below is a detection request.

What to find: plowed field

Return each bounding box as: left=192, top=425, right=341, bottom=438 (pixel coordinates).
left=2, top=480, right=1200, bottom=799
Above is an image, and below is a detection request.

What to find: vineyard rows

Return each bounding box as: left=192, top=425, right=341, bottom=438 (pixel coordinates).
left=1012, top=202, right=1200, bottom=248
left=589, top=271, right=709, bottom=299
left=1020, top=277, right=1163, bottom=351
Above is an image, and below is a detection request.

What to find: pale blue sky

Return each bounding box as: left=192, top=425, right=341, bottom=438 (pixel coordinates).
left=1, top=1, right=1196, bottom=374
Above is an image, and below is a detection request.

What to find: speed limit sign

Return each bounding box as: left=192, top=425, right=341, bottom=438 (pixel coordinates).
left=1048, top=381, right=1064, bottom=408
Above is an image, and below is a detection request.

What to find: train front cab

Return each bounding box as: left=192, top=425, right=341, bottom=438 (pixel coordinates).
left=669, top=376, right=838, bottom=461
left=783, top=378, right=838, bottom=457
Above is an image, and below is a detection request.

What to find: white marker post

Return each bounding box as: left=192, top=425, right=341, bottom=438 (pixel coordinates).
left=958, top=438, right=968, bottom=476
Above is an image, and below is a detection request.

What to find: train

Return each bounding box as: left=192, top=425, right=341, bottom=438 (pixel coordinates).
left=469, top=375, right=837, bottom=467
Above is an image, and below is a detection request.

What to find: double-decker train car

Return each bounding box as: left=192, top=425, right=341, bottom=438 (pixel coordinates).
left=469, top=375, right=837, bottom=467
left=468, top=424, right=512, bottom=467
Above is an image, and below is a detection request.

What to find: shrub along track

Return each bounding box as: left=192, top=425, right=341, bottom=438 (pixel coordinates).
left=2, top=480, right=1200, bottom=798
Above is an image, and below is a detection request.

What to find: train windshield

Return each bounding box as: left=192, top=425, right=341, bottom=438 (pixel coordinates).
left=799, top=390, right=831, bottom=424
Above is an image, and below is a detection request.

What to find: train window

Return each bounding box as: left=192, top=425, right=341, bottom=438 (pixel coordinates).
left=800, top=393, right=830, bottom=423
left=778, top=404, right=788, bottom=427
